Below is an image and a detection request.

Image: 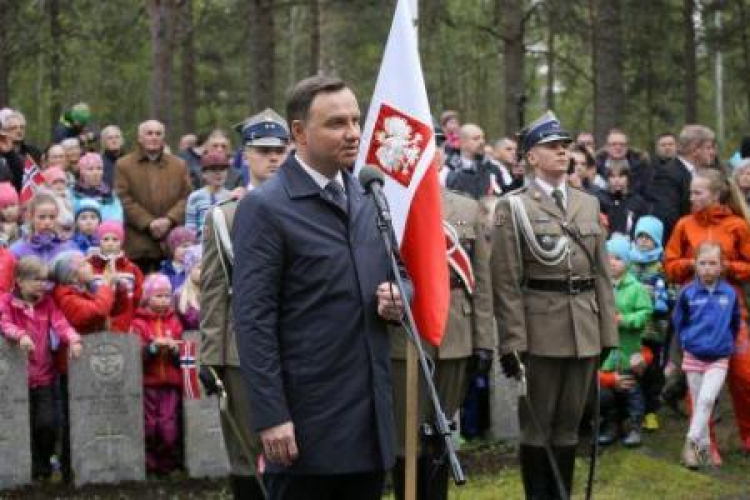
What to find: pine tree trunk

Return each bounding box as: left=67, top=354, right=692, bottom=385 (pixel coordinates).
left=309, top=0, right=321, bottom=75
left=683, top=0, right=697, bottom=123
left=180, top=0, right=196, bottom=135
left=0, top=0, right=9, bottom=106
left=591, top=0, right=624, bottom=144
left=48, top=0, right=62, bottom=130
left=246, top=0, right=275, bottom=112
left=501, top=0, right=525, bottom=134
left=147, top=0, right=177, bottom=132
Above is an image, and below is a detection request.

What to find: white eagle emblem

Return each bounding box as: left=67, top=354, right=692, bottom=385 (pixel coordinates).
left=373, top=116, right=424, bottom=176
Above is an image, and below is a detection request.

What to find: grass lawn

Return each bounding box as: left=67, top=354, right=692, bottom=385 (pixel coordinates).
left=391, top=397, right=750, bottom=499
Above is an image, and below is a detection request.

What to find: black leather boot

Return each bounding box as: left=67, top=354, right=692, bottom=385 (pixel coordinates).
left=230, top=474, right=265, bottom=500
left=392, top=457, right=406, bottom=500
left=551, top=445, right=577, bottom=500
left=520, top=445, right=553, bottom=500
left=422, top=456, right=450, bottom=500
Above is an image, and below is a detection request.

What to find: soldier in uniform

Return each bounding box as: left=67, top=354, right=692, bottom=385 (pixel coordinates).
left=491, top=112, right=617, bottom=499
left=199, top=110, right=289, bottom=500
left=391, top=130, right=495, bottom=499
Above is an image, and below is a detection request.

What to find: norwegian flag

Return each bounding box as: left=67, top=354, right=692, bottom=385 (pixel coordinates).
left=20, top=156, right=46, bottom=205
left=179, top=340, right=202, bottom=399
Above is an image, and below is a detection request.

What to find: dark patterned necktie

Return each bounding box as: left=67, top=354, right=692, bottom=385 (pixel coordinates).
left=552, top=188, right=566, bottom=213
left=325, top=179, right=348, bottom=215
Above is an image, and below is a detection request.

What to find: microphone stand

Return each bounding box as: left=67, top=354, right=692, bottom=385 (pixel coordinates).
left=370, top=189, right=466, bottom=486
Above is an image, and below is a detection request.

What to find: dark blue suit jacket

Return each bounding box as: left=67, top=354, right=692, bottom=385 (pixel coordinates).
left=232, top=155, right=407, bottom=474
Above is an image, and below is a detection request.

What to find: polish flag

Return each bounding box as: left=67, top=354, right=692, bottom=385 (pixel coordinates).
left=355, top=0, right=449, bottom=346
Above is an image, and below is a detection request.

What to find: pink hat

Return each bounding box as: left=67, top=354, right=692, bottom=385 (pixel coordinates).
left=78, top=152, right=103, bottom=173
left=0, top=182, right=18, bottom=208
left=42, top=166, right=66, bottom=185
left=142, top=273, right=172, bottom=305
left=96, top=220, right=124, bottom=242
left=166, top=226, right=196, bottom=252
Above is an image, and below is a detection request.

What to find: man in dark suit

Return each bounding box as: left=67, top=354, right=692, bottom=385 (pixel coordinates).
left=232, top=75, right=410, bottom=500
left=646, top=125, right=717, bottom=242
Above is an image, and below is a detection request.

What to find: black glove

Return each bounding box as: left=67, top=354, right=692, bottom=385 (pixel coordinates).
left=199, top=366, right=222, bottom=396
left=472, top=349, right=493, bottom=376
left=500, top=351, right=522, bottom=380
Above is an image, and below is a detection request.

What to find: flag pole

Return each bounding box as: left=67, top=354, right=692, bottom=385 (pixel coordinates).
left=404, top=4, right=419, bottom=500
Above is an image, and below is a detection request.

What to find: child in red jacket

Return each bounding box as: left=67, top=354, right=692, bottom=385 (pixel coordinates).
left=131, top=273, right=183, bottom=475
left=88, top=221, right=143, bottom=332
left=50, top=249, right=115, bottom=482
left=0, top=256, right=82, bottom=480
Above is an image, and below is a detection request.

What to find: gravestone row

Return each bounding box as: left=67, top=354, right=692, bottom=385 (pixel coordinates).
left=0, top=332, right=229, bottom=490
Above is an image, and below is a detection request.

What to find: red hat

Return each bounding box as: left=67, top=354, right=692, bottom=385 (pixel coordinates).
left=201, top=151, right=230, bottom=169
left=96, top=220, right=125, bottom=242
left=42, top=166, right=66, bottom=185
left=0, top=182, right=18, bottom=208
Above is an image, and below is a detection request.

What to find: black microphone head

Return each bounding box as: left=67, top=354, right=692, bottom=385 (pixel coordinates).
left=358, top=165, right=385, bottom=193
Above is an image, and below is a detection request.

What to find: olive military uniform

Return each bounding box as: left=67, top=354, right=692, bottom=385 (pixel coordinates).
left=391, top=189, right=495, bottom=500
left=200, top=198, right=265, bottom=499
left=491, top=181, right=617, bottom=498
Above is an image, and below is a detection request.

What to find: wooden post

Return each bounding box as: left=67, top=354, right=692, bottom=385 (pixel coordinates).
left=404, top=3, right=421, bottom=500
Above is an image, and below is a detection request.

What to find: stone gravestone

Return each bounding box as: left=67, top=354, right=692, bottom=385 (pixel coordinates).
left=182, top=330, right=230, bottom=478
left=69, top=332, right=145, bottom=486
left=490, top=348, right=521, bottom=442
left=0, top=337, right=31, bottom=489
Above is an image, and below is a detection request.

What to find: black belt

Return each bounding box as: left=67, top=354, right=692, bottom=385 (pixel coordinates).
left=526, top=278, right=596, bottom=295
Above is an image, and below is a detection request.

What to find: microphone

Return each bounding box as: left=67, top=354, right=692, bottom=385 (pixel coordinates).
left=358, top=165, right=392, bottom=222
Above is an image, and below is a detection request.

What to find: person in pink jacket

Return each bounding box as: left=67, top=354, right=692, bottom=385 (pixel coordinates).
left=0, top=255, right=81, bottom=480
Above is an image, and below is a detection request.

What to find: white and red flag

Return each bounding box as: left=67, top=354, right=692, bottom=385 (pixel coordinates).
left=179, top=340, right=202, bottom=399
left=355, top=0, right=449, bottom=346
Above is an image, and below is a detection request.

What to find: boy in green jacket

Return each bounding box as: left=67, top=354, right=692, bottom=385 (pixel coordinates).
left=598, top=236, right=654, bottom=447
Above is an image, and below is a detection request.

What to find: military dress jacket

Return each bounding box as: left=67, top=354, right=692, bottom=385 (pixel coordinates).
left=199, top=198, right=240, bottom=367
left=391, top=189, right=495, bottom=360
left=491, top=181, right=618, bottom=358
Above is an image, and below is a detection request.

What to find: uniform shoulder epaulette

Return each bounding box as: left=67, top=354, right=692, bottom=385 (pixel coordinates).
left=505, top=185, right=528, bottom=196
left=216, top=197, right=238, bottom=208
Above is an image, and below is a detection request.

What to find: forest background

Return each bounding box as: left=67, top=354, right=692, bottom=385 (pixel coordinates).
left=0, top=0, right=748, bottom=157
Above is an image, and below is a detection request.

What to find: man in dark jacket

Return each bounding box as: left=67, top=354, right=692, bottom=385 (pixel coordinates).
left=445, top=123, right=504, bottom=200
left=646, top=125, right=717, bottom=242
left=232, top=75, right=409, bottom=500
left=596, top=129, right=651, bottom=197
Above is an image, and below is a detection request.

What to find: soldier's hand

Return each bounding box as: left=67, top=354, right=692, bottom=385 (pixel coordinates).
left=472, top=349, right=493, bottom=376
left=260, top=421, right=299, bottom=467
left=500, top=352, right=522, bottom=380
left=199, top=366, right=222, bottom=396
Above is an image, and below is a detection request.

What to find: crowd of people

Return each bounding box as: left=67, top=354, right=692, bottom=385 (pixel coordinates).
left=0, top=102, right=288, bottom=488
left=1, top=85, right=749, bottom=500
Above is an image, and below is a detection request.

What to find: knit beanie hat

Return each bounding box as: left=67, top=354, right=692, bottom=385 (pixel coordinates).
left=96, top=220, right=124, bottom=242
left=43, top=166, right=67, bottom=185
left=606, top=236, right=632, bottom=265
left=0, top=182, right=18, bottom=208
left=166, top=226, right=196, bottom=253
left=78, top=152, right=103, bottom=173
left=201, top=151, right=230, bottom=169
left=51, top=250, right=86, bottom=284
left=142, top=273, right=172, bottom=305
left=183, top=245, right=202, bottom=275
left=75, top=198, right=102, bottom=221
left=633, top=216, right=664, bottom=248
left=69, top=103, right=91, bottom=125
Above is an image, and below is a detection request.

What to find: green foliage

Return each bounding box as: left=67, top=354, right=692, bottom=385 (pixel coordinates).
left=1, top=0, right=747, bottom=156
